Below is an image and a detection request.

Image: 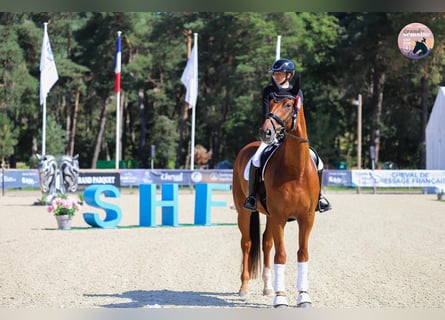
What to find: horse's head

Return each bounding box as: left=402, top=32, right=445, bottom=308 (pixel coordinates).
left=413, top=39, right=428, bottom=56
left=60, top=154, right=80, bottom=192
left=37, top=154, right=57, bottom=192
left=259, top=83, right=303, bottom=145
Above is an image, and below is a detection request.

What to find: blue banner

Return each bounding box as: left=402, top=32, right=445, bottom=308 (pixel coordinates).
left=119, top=169, right=233, bottom=186
left=3, top=169, right=445, bottom=190
left=1, top=170, right=40, bottom=189
left=323, top=170, right=352, bottom=187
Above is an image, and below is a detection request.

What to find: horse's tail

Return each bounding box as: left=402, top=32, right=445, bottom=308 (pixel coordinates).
left=248, top=211, right=261, bottom=279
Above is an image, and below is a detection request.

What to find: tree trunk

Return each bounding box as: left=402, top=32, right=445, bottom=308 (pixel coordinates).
left=118, top=91, right=125, bottom=163
left=91, top=98, right=110, bottom=168
left=122, top=93, right=128, bottom=165
left=138, top=90, right=147, bottom=168
left=371, top=66, right=385, bottom=167
left=63, top=95, right=70, bottom=154
left=69, top=87, right=80, bottom=156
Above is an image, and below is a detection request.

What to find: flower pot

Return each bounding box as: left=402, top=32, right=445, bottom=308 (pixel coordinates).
left=55, top=215, right=73, bottom=230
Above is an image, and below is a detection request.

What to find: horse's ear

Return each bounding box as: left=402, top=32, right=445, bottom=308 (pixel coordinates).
left=36, top=153, right=41, bottom=160
left=297, top=89, right=303, bottom=103
left=73, top=154, right=79, bottom=160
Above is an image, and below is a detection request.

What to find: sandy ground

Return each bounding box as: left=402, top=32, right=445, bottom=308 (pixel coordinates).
left=0, top=188, right=444, bottom=309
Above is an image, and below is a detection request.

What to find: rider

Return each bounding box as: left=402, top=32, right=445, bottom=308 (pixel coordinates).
left=243, top=58, right=332, bottom=213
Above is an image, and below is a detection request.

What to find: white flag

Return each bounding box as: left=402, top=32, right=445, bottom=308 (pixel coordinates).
left=181, top=39, right=198, bottom=109
left=40, top=23, right=58, bottom=105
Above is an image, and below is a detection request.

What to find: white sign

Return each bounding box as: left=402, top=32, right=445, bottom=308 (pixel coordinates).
left=351, top=170, right=445, bottom=187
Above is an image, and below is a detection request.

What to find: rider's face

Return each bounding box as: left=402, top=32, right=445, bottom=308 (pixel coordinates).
left=273, top=71, right=287, bottom=83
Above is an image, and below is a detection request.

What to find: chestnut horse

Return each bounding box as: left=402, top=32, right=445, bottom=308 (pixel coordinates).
left=232, top=83, right=319, bottom=308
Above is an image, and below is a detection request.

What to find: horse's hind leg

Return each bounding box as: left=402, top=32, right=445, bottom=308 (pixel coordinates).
left=238, top=211, right=252, bottom=299
left=262, top=219, right=273, bottom=296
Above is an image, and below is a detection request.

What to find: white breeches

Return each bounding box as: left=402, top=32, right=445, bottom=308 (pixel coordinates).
left=251, top=142, right=269, bottom=167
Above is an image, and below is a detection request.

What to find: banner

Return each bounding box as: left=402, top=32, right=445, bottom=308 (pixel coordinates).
left=119, top=169, right=233, bottom=186
left=351, top=170, right=445, bottom=188
left=40, top=23, right=58, bottom=105
left=114, top=31, right=122, bottom=94
left=78, top=172, right=120, bottom=188
left=181, top=36, right=198, bottom=109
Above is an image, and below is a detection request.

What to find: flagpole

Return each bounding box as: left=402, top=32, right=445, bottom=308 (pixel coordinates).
left=190, top=33, right=198, bottom=170
left=275, top=35, right=281, bottom=60
left=115, top=31, right=122, bottom=170
left=41, top=22, right=48, bottom=156
left=42, top=100, right=46, bottom=155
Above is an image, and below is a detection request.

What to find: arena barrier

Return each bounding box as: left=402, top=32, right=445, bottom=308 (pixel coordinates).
left=3, top=169, right=445, bottom=190
left=323, top=169, right=445, bottom=189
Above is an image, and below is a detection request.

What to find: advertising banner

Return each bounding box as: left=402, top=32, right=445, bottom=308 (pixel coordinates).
left=119, top=169, right=233, bottom=186
left=78, top=171, right=120, bottom=188
left=351, top=170, right=445, bottom=187
left=323, top=170, right=352, bottom=187
left=1, top=170, right=40, bottom=189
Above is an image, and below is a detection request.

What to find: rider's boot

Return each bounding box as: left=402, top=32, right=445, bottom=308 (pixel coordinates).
left=243, top=162, right=260, bottom=211
left=317, top=169, right=332, bottom=213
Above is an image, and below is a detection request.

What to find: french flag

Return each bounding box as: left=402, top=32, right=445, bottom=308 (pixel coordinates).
left=114, top=31, right=122, bottom=93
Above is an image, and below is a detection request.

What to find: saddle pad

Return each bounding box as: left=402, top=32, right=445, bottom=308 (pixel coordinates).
left=243, top=143, right=281, bottom=180
left=243, top=145, right=321, bottom=180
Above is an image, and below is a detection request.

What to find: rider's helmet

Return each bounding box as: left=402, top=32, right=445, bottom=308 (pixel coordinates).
left=269, top=58, right=295, bottom=79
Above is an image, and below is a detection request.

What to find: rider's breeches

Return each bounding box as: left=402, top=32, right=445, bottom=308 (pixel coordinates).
left=251, top=142, right=269, bottom=167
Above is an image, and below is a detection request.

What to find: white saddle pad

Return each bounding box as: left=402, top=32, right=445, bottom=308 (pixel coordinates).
left=243, top=148, right=322, bottom=181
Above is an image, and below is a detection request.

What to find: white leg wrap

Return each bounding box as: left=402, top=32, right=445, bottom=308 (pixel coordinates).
left=262, top=267, right=273, bottom=295
left=274, top=264, right=286, bottom=293
left=297, top=262, right=309, bottom=292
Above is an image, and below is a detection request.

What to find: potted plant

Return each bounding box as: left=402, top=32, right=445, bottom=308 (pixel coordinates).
left=47, top=194, right=82, bottom=230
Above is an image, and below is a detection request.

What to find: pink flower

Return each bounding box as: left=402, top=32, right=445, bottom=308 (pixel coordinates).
left=47, top=196, right=81, bottom=216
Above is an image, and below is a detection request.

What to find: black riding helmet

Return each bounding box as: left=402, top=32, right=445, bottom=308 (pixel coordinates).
left=269, top=58, right=295, bottom=85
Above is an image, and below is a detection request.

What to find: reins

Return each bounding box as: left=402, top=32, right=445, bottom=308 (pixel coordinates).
left=265, top=110, right=309, bottom=143
left=285, top=131, right=309, bottom=143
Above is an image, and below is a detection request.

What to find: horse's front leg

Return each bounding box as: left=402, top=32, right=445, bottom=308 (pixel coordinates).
left=262, top=218, right=273, bottom=296
left=270, top=219, right=288, bottom=308
left=295, top=216, right=315, bottom=308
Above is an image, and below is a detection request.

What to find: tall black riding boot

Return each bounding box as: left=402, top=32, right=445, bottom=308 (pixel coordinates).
left=317, top=169, right=332, bottom=212
left=243, top=163, right=260, bottom=211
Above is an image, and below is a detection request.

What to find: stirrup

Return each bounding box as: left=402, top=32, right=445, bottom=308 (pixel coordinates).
left=317, top=195, right=332, bottom=213
left=243, top=196, right=257, bottom=211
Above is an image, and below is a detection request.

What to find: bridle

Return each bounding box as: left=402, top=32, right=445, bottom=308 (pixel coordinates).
left=265, top=94, right=309, bottom=143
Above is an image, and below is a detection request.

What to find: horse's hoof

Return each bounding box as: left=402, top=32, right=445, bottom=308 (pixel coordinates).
left=297, top=302, right=312, bottom=308
left=263, top=288, right=274, bottom=296
left=296, top=291, right=312, bottom=308
left=273, top=295, right=288, bottom=308
left=239, top=290, right=249, bottom=300
left=274, top=303, right=289, bottom=308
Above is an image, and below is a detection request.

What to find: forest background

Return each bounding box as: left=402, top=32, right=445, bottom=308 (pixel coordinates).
left=0, top=12, right=444, bottom=170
